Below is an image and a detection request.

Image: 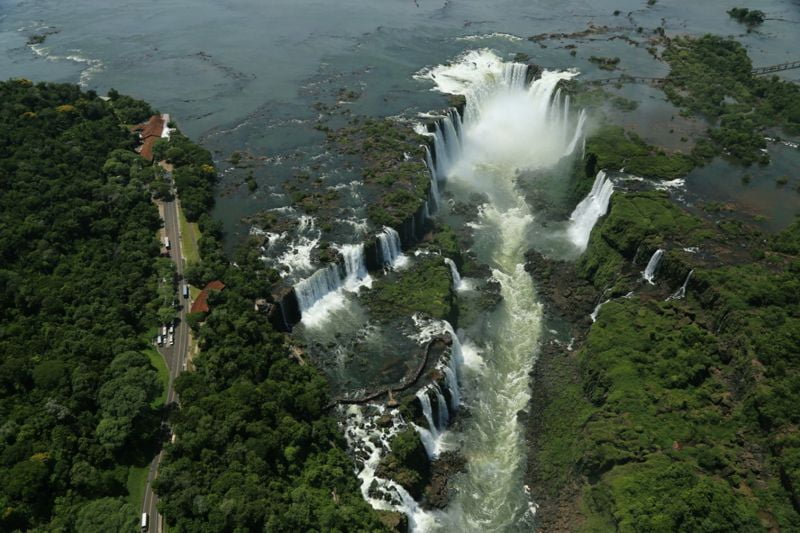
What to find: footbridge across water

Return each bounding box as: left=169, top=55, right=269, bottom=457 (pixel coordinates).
left=585, top=59, right=800, bottom=86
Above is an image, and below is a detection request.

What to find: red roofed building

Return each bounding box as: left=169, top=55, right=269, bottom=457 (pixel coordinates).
left=132, top=114, right=165, bottom=161
left=190, top=280, right=226, bottom=314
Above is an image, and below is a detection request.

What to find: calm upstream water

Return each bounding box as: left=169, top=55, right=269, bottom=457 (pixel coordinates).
left=3, top=0, right=798, bottom=241
left=3, top=0, right=799, bottom=530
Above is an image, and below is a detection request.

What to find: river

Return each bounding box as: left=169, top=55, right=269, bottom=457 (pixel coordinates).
left=3, top=0, right=799, bottom=530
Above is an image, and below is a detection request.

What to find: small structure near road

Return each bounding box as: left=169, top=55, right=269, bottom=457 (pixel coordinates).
left=190, top=280, right=225, bottom=314
left=132, top=113, right=171, bottom=161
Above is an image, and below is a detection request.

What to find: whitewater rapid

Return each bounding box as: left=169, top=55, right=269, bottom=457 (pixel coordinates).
left=414, top=49, right=586, bottom=531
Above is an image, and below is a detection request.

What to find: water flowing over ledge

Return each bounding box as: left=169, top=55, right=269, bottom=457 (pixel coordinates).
left=567, top=170, right=614, bottom=251
left=403, top=49, right=586, bottom=530
left=642, top=248, right=664, bottom=284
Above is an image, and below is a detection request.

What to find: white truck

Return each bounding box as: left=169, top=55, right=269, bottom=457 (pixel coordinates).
left=141, top=512, right=148, bottom=531
left=164, top=236, right=170, bottom=250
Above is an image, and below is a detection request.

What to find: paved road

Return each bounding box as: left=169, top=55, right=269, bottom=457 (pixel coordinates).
left=141, top=186, right=190, bottom=533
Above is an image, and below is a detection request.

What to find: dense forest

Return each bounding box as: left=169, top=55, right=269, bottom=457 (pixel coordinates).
left=528, top=161, right=800, bottom=530
left=153, top=220, right=387, bottom=531
left=0, top=80, right=164, bottom=531
left=0, top=79, right=381, bottom=532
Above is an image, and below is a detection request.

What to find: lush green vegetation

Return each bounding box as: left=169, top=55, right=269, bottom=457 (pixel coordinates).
left=0, top=80, right=167, bottom=531
left=728, top=7, right=766, bottom=28
left=153, top=221, right=387, bottom=531
left=364, top=256, right=455, bottom=321
left=376, top=428, right=430, bottom=499
left=154, top=132, right=217, bottom=221
left=108, top=88, right=155, bottom=124
left=584, top=125, right=696, bottom=180
left=0, top=79, right=385, bottom=532
left=534, top=190, right=800, bottom=530
left=663, top=35, right=800, bottom=165
left=329, top=118, right=431, bottom=227
left=589, top=56, right=620, bottom=71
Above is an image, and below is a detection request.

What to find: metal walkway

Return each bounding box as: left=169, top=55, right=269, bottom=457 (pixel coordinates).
left=586, top=60, right=800, bottom=86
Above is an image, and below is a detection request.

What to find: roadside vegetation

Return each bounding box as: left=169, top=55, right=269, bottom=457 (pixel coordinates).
left=0, top=80, right=167, bottom=532
left=153, top=227, right=388, bottom=531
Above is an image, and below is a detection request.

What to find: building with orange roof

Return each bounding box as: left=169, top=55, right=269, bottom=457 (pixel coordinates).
left=190, top=280, right=226, bottom=314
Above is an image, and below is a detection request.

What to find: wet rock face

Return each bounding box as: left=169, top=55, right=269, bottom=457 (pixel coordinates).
left=376, top=510, right=409, bottom=532
left=524, top=249, right=598, bottom=325
left=424, top=451, right=467, bottom=509
left=375, top=428, right=432, bottom=500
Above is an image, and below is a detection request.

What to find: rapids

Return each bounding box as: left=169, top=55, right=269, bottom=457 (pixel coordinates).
left=413, top=49, right=586, bottom=531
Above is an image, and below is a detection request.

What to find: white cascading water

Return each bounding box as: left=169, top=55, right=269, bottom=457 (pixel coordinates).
left=567, top=170, right=614, bottom=251
left=442, top=367, right=460, bottom=411
left=444, top=258, right=471, bottom=292
left=667, top=269, right=694, bottom=301
left=343, top=405, right=434, bottom=531
left=590, top=298, right=611, bottom=322
left=642, top=249, right=664, bottom=284
left=415, top=388, right=444, bottom=458
left=433, top=383, right=450, bottom=429
left=378, top=226, right=409, bottom=269
left=424, top=146, right=442, bottom=209
left=293, top=243, right=371, bottom=326
left=409, top=49, right=586, bottom=531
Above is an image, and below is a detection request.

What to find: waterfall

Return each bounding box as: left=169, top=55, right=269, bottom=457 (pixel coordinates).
left=444, top=258, right=470, bottom=292
left=567, top=170, right=614, bottom=251
left=642, top=249, right=664, bottom=284
left=442, top=367, right=460, bottom=411
left=293, top=243, right=370, bottom=325
left=343, top=406, right=436, bottom=530
left=444, top=112, right=461, bottom=156
left=590, top=298, right=611, bottom=322
left=411, top=49, right=583, bottom=530
left=294, top=263, right=344, bottom=312
left=667, top=269, right=694, bottom=301
left=440, top=321, right=463, bottom=411
left=340, top=244, right=369, bottom=288
left=377, top=227, right=408, bottom=269
left=433, top=383, right=450, bottom=429
left=433, top=122, right=450, bottom=178
left=414, top=389, right=443, bottom=458
left=424, top=146, right=441, bottom=209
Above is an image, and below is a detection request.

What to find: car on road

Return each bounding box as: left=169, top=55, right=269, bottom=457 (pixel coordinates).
left=168, top=333, right=174, bottom=346
left=156, top=335, right=163, bottom=346
left=182, top=283, right=189, bottom=299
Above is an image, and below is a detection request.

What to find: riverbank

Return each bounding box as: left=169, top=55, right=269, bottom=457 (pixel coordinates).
left=523, top=182, right=800, bottom=530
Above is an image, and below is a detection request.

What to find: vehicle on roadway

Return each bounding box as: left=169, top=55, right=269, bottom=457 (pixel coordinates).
left=156, top=334, right=163, bottom=347
left=182, top=283, right=189, bottom=299
left=164, top=236, right=170, bottom=249
left=141, top=512, right=148, bottom=531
